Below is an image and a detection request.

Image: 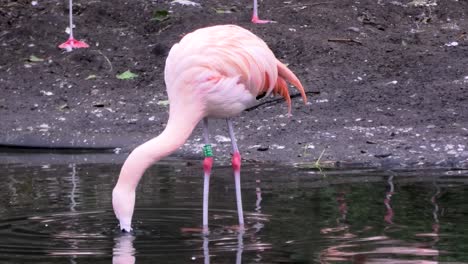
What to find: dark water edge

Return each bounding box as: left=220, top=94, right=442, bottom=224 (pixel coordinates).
left=1, top=153, right=468, bottom=263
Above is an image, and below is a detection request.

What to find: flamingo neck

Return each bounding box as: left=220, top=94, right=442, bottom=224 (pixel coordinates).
left=116, top=115, right=199, bottom=191
left=112, top=112, right=201, bottom=231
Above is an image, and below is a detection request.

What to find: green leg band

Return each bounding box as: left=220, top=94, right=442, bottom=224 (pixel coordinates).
left=203, top=144, right=213, bottom=157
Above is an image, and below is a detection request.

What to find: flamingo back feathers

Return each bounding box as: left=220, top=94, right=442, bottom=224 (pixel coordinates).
left=164, top=25, right=307, bottom=117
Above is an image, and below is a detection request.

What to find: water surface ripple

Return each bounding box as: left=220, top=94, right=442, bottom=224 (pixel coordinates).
left=1, top=160, right=468, bottom=263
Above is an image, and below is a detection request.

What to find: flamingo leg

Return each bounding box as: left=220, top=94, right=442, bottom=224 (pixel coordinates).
left=202, top=118, right=213, bottom=235
left=68, top=0, right=74, bottom=39
left=58, top=0, right=89, bottom=50
left=203, top=235, right=210, bottom=264
left=251, top=0, right=275, bottom=24
left=227, top=119, right=245, bottom=230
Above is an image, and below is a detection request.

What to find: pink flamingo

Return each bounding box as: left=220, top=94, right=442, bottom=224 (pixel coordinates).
left=58, top=0, right=89, bottom=50
left=251, top=0, right=274, bottom=24
left=112, top=25, right=307, bottom=233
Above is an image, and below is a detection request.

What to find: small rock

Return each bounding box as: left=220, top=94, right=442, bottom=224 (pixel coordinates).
left=445, top=41, right=459, bottom=47
left=171, top=0, right=200, bottom=6
left=40, top=90, right=54, bottom=96
left=215, top=135, right=231, bottom=143
left=348, top=27, right=360, bottom=32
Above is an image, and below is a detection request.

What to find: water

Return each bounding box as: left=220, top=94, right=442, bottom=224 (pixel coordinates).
left=1, top=154, right=468, bottom=263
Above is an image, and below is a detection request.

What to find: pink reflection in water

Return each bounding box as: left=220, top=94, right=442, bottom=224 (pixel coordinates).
left=384, top=175, right=395, bottom=225
left=319, top=176, right=445, bottom=263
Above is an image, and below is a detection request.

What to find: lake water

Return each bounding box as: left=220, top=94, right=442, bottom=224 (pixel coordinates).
left=1, top=154, right=468, bottom=263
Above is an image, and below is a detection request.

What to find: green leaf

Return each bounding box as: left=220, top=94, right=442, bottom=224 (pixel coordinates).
left=151, top=10, right=170, bottom=22
left=116, top=70, right=138, bottom=80
left=29, top=55, right=44, bottom=62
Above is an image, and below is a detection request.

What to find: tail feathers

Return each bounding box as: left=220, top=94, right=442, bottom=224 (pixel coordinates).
left=273, top=76, right=292, bottom=113
left=273, top=60, right=308, bottom=114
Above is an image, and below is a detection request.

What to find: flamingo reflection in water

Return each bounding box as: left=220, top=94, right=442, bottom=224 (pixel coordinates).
left=383, top=174, right=394, bottom=225
left=112, top=234, right=135, bottom=264
left=112, top=180, right=269, bottom=263
left=319, top=173, right=441, bottom=263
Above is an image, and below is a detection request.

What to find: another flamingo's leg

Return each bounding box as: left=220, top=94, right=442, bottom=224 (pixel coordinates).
left=251, top=0, right=276, bottom=24
left=227, top=119, right=245, bottom=230
left=202, top=118, right=213, bottom=235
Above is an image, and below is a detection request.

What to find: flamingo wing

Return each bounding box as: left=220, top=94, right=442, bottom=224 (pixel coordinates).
left=164, top=25, right=306, bottom=117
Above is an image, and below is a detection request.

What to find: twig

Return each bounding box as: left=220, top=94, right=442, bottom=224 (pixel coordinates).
left=313, top=148, right=327, bottom=175
left=274, top=2, right=334, bottom=9
left=157, top=24, right=172, bottom=35
left=93, top=50, right=113, bottom=73
left=0, top=31, right=8, bottom=41
left=314, top=148, right=326, bottom=168
left=456, top=32, right=467, bottom=41
left=5, top=2, right=25, bottom=7
left=328, top=38, right=362, bottom=45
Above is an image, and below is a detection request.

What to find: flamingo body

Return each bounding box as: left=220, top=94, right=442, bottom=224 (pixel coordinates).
left=113, top=25, right=307, bottom=232
left=166, top=25, right=276, bottom=118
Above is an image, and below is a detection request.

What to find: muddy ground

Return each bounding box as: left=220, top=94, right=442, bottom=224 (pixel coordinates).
left=0, top=0, right=467, bottom=168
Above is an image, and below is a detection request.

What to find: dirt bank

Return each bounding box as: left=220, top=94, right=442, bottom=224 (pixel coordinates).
left=1, top=0, right=467, bottom=168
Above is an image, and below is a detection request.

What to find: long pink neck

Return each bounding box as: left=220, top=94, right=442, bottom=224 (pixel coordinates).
left=116, top=113, right=200, bottom=191
left=112, top=81, right=205, bottom=231
left=112, top=109, right=202, bottom=231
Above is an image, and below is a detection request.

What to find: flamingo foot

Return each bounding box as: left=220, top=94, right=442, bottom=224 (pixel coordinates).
left=58, top=37, right=89, bottom=51
left=251, top=15, right=276, bottom=24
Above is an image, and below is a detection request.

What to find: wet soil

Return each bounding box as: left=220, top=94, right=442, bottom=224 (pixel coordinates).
left=1, top=0, right=467, bottom=168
